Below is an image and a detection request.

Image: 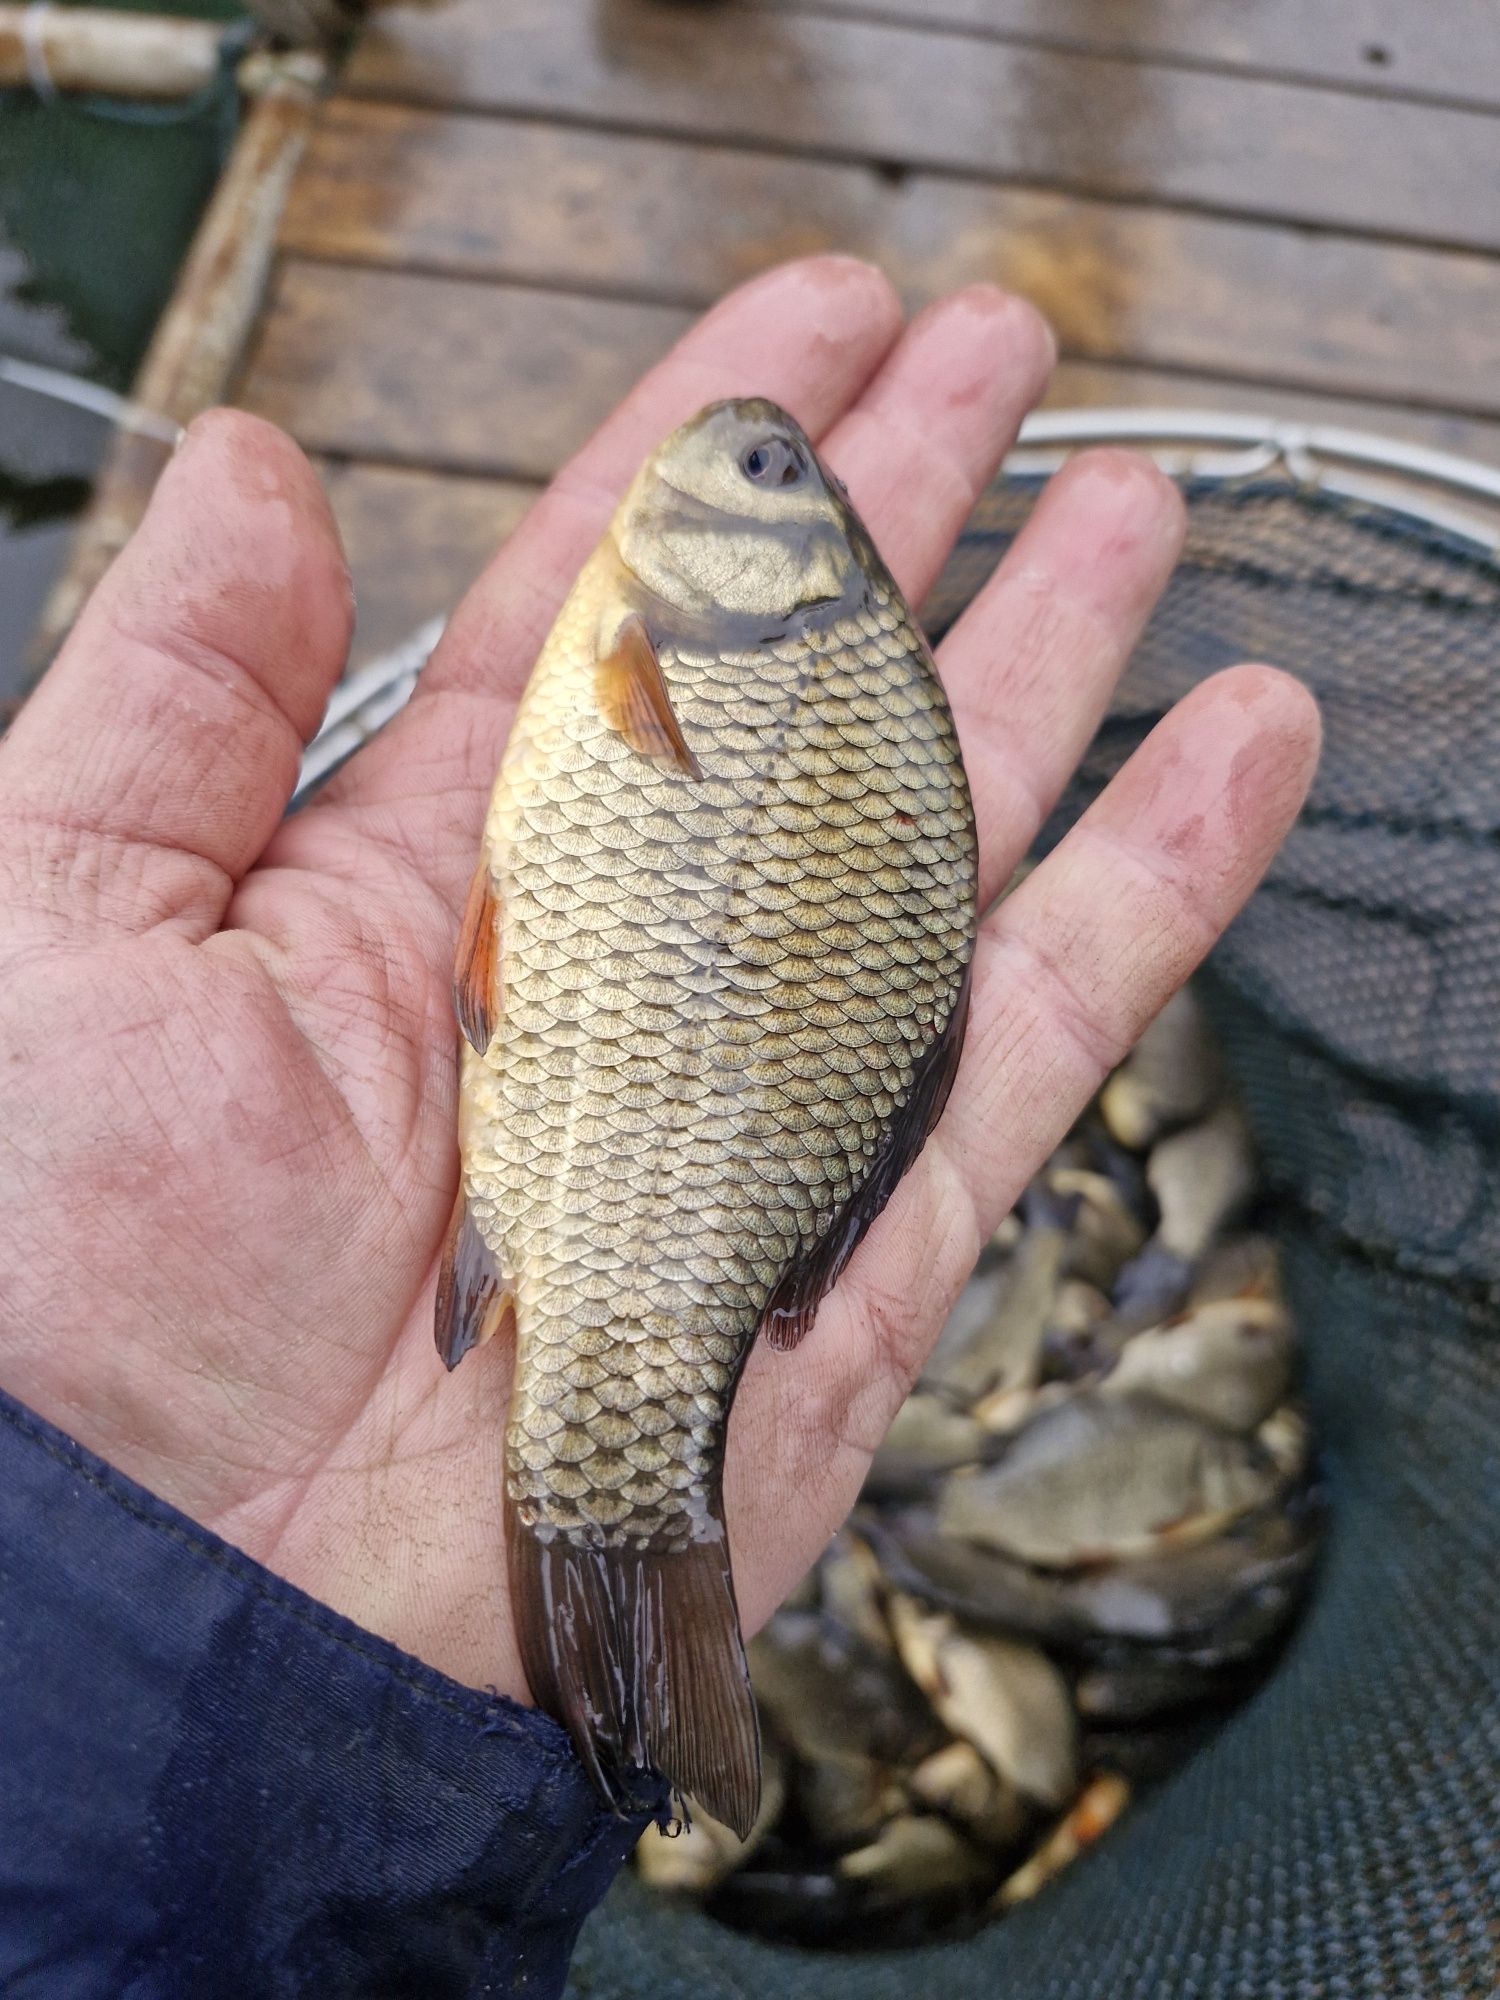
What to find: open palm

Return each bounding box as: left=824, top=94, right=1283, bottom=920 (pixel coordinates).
left=0, top=259, right=1318, bottom=1706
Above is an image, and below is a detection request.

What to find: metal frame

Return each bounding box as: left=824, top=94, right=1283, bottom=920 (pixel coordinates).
left=293, top=615, right=445, bottom=803
left=1009, top=409, right=1500, bottom=553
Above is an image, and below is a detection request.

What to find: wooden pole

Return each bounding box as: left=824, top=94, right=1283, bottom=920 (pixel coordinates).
left=0, top=5, right=226, bottom=100
left=28, top=52, right=327, bottom=666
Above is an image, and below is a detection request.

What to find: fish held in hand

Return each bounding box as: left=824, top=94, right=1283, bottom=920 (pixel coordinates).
left=438, top=400, right=977, bottom=1836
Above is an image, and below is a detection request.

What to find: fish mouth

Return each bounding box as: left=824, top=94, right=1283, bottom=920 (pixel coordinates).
left=640, top=397, right=867, bottom=556
left=668, top=397, right=872, bottom=556
left=611, top=395, right=874, bottom=632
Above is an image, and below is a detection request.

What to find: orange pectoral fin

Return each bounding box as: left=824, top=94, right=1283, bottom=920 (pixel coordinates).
left=596, top=612, right=702, bottom=779
left=435, top=1185, right=515, bottom=1371
left=453, top=858, right=501, bottom=1055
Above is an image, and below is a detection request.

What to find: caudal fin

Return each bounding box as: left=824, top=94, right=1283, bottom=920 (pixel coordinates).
left=508, top=1508, right=761, bottom=1838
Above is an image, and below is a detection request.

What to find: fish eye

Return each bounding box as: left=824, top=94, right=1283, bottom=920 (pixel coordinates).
left=740, top=437, right=806, bottom=488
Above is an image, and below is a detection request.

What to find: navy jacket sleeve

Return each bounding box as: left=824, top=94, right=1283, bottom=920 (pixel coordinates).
left=0, top=1387, right=663, bottom=1999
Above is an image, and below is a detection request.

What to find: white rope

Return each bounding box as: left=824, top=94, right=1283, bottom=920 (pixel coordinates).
left=21, top=0, right=57, bottom=101
left=0, top=357, right=184, bottom=446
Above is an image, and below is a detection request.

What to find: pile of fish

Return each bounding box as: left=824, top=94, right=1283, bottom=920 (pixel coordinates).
left=635, top=986, right=1324, bottom=1946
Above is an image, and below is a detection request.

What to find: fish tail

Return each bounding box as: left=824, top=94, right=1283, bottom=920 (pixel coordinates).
left=508, top=1504, right=761, bottom=1839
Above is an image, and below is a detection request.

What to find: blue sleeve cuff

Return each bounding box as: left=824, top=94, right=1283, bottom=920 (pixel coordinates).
left=0, top=1386, right=662, bottom=1998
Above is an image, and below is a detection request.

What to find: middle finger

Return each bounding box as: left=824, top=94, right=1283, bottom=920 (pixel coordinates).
left=938, top=448, right=1187, bottom=908
left=818, top=282, right=1054, bottom=608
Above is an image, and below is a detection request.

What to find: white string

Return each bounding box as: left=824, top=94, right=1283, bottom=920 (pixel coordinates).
left=21, top=0, right=57, bottom=102
left=0, top=357, right=184, bottom=446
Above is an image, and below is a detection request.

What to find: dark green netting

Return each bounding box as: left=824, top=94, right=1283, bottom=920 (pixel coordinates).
left=567, top=474, right=1500, bottom=1998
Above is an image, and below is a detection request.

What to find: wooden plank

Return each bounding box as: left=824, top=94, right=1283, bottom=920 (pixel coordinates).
left=316, top=459, right=537, bottom=666
left=240, top=265, right=1500, bottom=478
left=283, top=102, right=1500, bottom=417
left=342, top=0, right=1500, bottom=251
left=240, top=265, right=675, bottom=479
left=753, top=0, right=1500, bottom=108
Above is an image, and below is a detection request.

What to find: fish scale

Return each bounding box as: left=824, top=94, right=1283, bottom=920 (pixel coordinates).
left=465, top=570, right=972, bottom=1552
left=441, top=398, right=976, bottom=1833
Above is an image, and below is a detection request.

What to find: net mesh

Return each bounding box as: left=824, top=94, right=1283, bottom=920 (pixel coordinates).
left=567, top=473, right=1500, bottom=1999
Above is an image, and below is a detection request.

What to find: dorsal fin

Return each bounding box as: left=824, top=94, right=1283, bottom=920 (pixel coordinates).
left=596, top=612, right=702, bottom=779
left=453, top=858, right=501, bottom=1055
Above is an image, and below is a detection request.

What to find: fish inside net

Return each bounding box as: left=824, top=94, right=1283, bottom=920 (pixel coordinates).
left=567, top=472, right=1500, bottom=1999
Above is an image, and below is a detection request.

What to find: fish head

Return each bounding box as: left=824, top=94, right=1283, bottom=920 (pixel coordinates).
left=612, top=398, right=868, bottom=624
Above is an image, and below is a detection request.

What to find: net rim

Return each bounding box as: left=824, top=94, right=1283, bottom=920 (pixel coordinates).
left=1010, top=408, right=1500, bottom=554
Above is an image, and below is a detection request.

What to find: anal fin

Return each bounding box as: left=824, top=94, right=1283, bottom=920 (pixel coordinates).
left=596, top=612, right=702, bottom=780
left=509, top=1507, right=761, bottom=1839
left=435, top=1186, right=514, bottom=1370
left=454, top=859, right=501, bottom=1055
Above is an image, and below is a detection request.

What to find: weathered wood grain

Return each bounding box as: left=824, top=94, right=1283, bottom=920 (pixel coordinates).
left=282, top=102, right=1500, bottom=416
left=315, top=457, right=536, bottom=666
left=752, top=0, right=1500, bottom=107
left=0, top=3, right=222, bottom=98
left=343, top=0, right=1500, bottom=250
left=241, top=265, right=1500, bottom=477
left=240, top=266, right=675, bottom=478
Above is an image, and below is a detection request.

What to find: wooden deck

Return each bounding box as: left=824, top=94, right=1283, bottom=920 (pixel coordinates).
left=233, top=0, right=1500, bottom=667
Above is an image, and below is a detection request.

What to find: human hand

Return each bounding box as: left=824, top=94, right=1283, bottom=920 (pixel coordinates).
left=0, top=259, right=1319, bottom=1705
